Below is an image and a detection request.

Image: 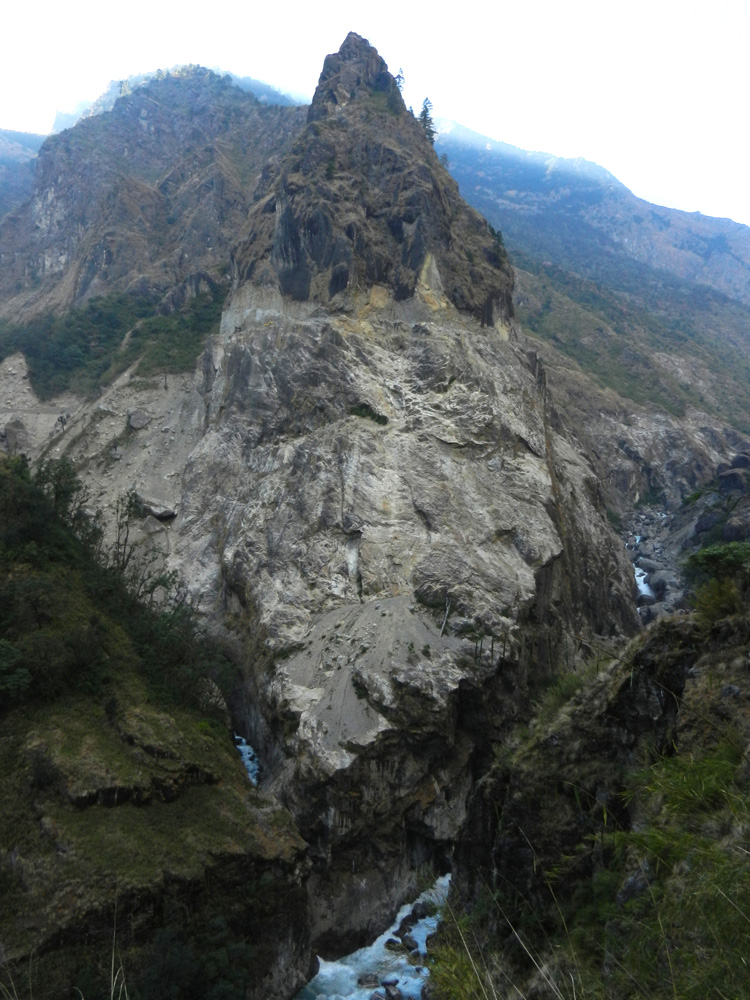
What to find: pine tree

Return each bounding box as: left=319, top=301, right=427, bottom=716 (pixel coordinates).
left=418, top=98, right=436, bottom=145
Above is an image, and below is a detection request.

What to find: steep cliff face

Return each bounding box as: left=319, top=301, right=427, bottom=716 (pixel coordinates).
left=147, top=35, right=640, bottom=953
left=173, top=282, right=637, bottom=950
left=0, top=37, right=646, bottom=962
left=441, top=613, right=750, bottom=998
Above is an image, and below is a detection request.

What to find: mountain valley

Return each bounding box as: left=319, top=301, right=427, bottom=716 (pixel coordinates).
left=1, top=33, right=750, bottom=1000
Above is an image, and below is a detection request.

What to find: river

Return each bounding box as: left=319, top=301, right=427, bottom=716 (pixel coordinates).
left=234, top=737, right=448, bottom=999
left=295, top=876, right=450, bottom=1000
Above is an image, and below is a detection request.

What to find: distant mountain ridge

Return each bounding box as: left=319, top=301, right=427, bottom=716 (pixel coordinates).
left=436, top=121, right=750, bottom=434
left=436, top=120, right=750, bottom=304
left=0, top=128, right=45, bottom=219
left=51, top=66, right=300, bottom=133
left=437, top=120, right=625, bottom=189
left=0, top=67, right=306, bottom=319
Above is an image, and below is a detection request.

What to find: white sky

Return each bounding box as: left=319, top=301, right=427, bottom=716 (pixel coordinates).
left=2, top=0, right=748, bottom=225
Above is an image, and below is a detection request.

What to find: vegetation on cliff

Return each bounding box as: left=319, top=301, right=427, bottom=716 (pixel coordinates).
left=513, top=252, right=750, bottom=434
left=0, top=454, right=234, bottom=708
left=0, top=456, right=311, bottom=1000
left=0, top=285, right=223, bottom=400
left=429, top=606, right=750, bottom=999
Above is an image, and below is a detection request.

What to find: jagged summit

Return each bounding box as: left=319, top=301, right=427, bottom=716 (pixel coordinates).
left=308, top=32, right=405, bottom=122
left=232, top=33, right=514, bottom=326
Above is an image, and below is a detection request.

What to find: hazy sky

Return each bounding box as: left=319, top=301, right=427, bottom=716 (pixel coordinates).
left=3, top=0, right=748, bottom=225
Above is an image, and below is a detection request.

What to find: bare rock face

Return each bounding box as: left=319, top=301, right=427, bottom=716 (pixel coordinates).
left=185, top=285, right=638, bottom=638
left=172, top=273, right=639, bottom=950
left=191, top=36, right=639, bottom=939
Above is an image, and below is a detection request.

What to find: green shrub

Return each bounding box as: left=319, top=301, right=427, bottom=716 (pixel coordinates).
left=0, top=457, right=235, bottom=714
left=0, top=288, right=224, bottom=400
left=349, top=402, right=388, bottom=425
left=685, top=541, right=750, bottom=620
left=605, top=507, right=622, bottom=530
left=599, top=743, right=750, bottom=999
left=694, top=577, right=742, bottom=622
left=685, top=541, right=750, bottom=585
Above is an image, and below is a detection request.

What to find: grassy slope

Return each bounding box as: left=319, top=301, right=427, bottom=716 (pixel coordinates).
left=513, top=252, right=750, bottom=432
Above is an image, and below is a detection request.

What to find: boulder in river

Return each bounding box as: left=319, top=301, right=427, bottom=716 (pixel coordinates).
left=358, top=973, right=380, bottom=988
left=384, top=937, right=406, bottom=953
left=648, top=570, right=679, bottom=598
left=637, top=557, right=662, bottom=573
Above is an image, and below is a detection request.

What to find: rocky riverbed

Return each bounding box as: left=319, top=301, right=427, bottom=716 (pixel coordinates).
left=623, top=507, right=687, bottom=624
left=622, top=450, right=750, bottom=624
left=295, top=877, right=449, bottom=1000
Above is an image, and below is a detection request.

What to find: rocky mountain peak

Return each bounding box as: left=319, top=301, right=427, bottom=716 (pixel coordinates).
left=232, top=34, right=514, bottom=326
left=308, top=32, right=404, bottom=123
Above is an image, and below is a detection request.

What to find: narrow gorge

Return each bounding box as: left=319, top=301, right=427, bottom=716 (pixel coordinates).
left=1, top=32, right=749, bottom=1000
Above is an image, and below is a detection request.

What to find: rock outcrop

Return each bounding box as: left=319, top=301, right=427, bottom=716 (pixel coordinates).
left=232, top=33, right=513, bottom=328
left=161, top=35, right=640, bottom=953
